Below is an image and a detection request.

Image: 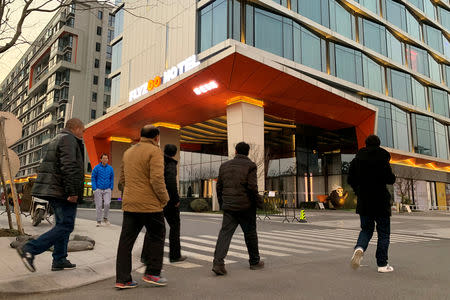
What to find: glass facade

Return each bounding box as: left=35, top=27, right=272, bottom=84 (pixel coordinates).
left=412, top=114, right=436, bottom=157
left=114, top=8, right=124, bottom=39
left=199, top=0, right=227, bottom=52
left=429, top=87, right=449, bottom=118
left=111, top=40, right=122, bottom=72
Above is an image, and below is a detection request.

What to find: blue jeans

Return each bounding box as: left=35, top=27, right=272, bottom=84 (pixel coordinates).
left=355, top=215, right=390, bottom=267
left=24, top=200, right=77, bottom=263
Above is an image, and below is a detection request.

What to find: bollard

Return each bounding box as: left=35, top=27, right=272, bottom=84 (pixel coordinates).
left=298, top=209, right=307, bottom=223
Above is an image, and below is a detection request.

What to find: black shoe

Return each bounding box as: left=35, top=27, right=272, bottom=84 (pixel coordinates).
left=52, top=259, right=76, bottom=271
left=169, top=256, right=187, bottom=263
left=250, top=261, right=264, bottom=270
left=17, top=246, right=36, bottom=272
left=212, top=263, right=227, bottom=275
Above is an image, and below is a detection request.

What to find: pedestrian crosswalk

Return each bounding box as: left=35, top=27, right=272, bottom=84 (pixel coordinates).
left=146, top=228, right=440, bottom=270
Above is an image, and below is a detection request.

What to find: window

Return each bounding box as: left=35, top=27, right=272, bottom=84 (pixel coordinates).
left=105, top=78, right=111, bottom=92
left=105, top=62, right=111, bottom=75
left=333, top=44, right=363, bottom=85
left=367, top=98, right=394, bottom=148
left=94, top=59, right=99, bottom=68
left=438, top=6, right=450, bottom=31
left=391, top=105, right=410, bottom=152
left=296, top=0, right=329, bottom=27
left=406, top=45, right=429, bottom=77
left=106, top=45, right=112, bottom=59
left=97, top=26, right=102, bottom=36
left=362, top=19, right=387, bottom=56
left=255, top=8, right=283, bottom=57
left=423, top=0, right=436, bottom=21
left=362, top=54, right=384, bottom=94
left=96, top=42, right=101, bottom=52
left=445, top=64, right=450, bottom=87
left=114, top=8, right=124, bottom=38
left=107, top=29, right=114, bottom=43
left=329, top=0, right=354, bottom=40
left=411, top=77, right=427, bottom=110
left=434, top=121, right=448, bottom=159
left=104, top=94, right=111, bottom=108
left=199, top=0, right=227, bottom=52
left=385, top=0, right=421, bottom=40
left=387, top=69, right=413, bottom=104
left=412, top=114, right=436, bottom=156
left=98, top=10, right=103, bottom=20
left=428, top=55, right=441, bottom=83
left=429, top=88, right=449, bottom=117
left=386, top=30, right=403, bottom=64
left=91, top=109, right=96, bottom=119
left=299, top=25, right=324, bottom=71
left=354, top=0, right=380, bottom=14
left=92, top=92, right=97, bottom=102
left=112, top=40, right=122, bottom=72
left=424, top=24, right=443, bottom=54
left=93, top=76, right=98, bottom=85
left=108, top=14, right=115, bottom=27
left=111, top=74, right=120, bottom=106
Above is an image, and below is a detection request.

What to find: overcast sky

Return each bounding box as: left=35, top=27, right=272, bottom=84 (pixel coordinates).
left=0, top=1, right=59, bottom=83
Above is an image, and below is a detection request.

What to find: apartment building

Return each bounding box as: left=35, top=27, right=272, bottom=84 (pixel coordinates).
left=0, top=1, right=114, bottom=179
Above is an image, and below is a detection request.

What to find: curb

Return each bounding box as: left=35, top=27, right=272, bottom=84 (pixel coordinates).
left=0, top=250, right=143, bottom=295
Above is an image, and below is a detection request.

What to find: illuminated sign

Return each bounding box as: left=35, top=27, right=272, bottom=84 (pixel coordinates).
left=193, top=81, right=218, bottom=95
left=129, top=55, right=200, bottom=102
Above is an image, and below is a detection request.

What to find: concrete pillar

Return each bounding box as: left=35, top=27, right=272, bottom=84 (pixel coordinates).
left=226, top=98, right=265, bottom=192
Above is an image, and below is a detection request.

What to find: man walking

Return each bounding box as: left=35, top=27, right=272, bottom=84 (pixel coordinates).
left=16, top=118, right=85, bottom=272
left=92, top=153, right=114, bottom=226
left=141, top=144, right=186, bottom=264
left=348, top=135, right=396, bottom=273
left=115, top=125, right=169, bottom=289
left=212, top=142, right=264, bottom=275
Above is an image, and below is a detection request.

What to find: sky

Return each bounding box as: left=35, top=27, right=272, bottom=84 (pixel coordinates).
left=0, top=1, right=59, bottom=83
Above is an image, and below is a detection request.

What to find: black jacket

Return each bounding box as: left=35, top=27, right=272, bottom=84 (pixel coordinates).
left=216, top=154, right=263, bottom=211
left=348, top=146, right=396, bottom=217
left=32, top=129, right=85, bottom=202
left=164, top=155, right=180, bottom=207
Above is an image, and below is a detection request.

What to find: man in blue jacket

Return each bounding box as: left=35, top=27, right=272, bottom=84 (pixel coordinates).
left=92, top=154, right=114, bottom=226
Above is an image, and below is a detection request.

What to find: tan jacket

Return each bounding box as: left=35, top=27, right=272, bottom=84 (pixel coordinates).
left=119, top=137, right=169, bottom=212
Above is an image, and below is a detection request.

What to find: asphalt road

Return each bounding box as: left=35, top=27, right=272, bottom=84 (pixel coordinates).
left=8, top=209, right=450, bottom=300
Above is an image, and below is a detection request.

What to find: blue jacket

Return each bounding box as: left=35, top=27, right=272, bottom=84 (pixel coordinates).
left=92, top=163, right=114, bottom=190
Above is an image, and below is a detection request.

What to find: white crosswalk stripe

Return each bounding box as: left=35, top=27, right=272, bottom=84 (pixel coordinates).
left=159, top=229, right=438, bottom=269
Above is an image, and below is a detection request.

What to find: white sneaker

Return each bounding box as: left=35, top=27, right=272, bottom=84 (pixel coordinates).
left=103, top=219, right=111, bottom=226
left=377, top=265, right=394, bottom=273
left=351, top=247, right=364, bottom=270
left=96, top=222, right=101, bottom=227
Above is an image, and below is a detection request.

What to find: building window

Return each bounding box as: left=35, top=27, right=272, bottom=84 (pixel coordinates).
left=92, top=92, right=97, bottom=102
left=93, top=75, right=98, bottom=85
left=98, top=10, right=103, bottom=20
left=329, top=0, right=354, bottom=40
left=411, top=77, right=427, bottom=110
left=386, top=30, right=403, bottom=65
left=94, top=59, right=100, bottom=68
left=96, top=42, right=101, bottom=52
left=367, top=98, right=393, bottom=148
left=97, top=26, right=102, bottom=36
left=105, top=62, right=111, bottom=75
left=107, top=29, right=114, bottom=43
left=104, top=94, right=111, bottom=108
left=112, top=40, right=122, bottom=72
left=385, top=0, right=421, bottom=40
left=362, top=19, right=387, bottom=56
left=296, top=0, right=329, bottom=27
left=104, top=78, right=111, bottom=92
left=362, top=54, right=384, bottom=94
left=434, top=121, right=449, bottom=159
left=333, top=44, right=363, bottom=86
left=106, top=45, right=112, bottom=59
left=91, top=109, right=96, bottom=119
left=387, top=68, right=413, bottom=105
left=412, top=114, right=436, bottom=157
left=424, top=24, right=443, bottom=54
left=111, top=74, right=120, bottom=106
left=114, top=8, right=124, bottom=38
left=406, top=45, right=429, bottom=78
left=198, top=0, right=227, bottom=52
left=438, top=6, right=450, bottom=31
left=429, top=88, right=449, bottom=118
left=108, top=14, right=115, bottom=27
left=354, top=0, right=380, bottom=14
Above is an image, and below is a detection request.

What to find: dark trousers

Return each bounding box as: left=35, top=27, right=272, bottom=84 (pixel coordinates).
left=24, top=200, right=77, bottom=263
left=213, top=208, right=260, bottom=265
left=141, top=206, right=182, bottom=261
left=355, top=215, right=390, bottom=267
left=116, top=211, right=165, bottom=283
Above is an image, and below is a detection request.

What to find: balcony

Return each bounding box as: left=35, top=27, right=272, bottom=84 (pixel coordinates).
left=42, top=116, right=57, bottom=129
left=43, top=99, right=58, bottom=112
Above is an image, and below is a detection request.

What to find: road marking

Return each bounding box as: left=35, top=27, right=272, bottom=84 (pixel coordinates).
left=254, top=232, right=349, bottom=249
left=200, top=235, right=311, bottom=254
left=173, top=240, right=252, bottom=260
left=181, top=236, right=289, bottom=257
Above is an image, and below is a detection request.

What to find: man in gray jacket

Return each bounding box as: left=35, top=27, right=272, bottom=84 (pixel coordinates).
left=212, top=142, right=264, bottom=275
left=16, top=118, right=85, bottom=272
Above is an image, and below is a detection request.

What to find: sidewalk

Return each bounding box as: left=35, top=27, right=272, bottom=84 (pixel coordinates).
left=0, top=212, right=144, bottom=295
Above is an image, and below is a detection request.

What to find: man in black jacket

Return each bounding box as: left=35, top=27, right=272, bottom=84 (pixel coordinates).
left=16, top=118, right=85, bottom=273
left=141, top=144, right=186, bottom=264
left=348, top=135, right=396, bottom=273
left=212, top=142, right=264, bottom=275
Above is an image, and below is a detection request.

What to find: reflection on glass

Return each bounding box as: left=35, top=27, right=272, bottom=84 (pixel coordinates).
left=363, top=54, right=384, bottom=94
left=255, top=8, right=283, bottom=57
left=392, top=106, right=410, bottom=152
left=430, top=88, right=449, bottom=118
left=413, top=114, right=436, bottom=157
left=434, top=121, right=449, bottom=159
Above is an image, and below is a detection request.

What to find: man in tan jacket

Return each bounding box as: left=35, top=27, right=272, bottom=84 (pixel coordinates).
left=115, top=125, right=170, bottom=289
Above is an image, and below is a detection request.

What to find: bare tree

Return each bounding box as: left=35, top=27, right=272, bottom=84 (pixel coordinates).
left=394, top=176, right=415, bottom=205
